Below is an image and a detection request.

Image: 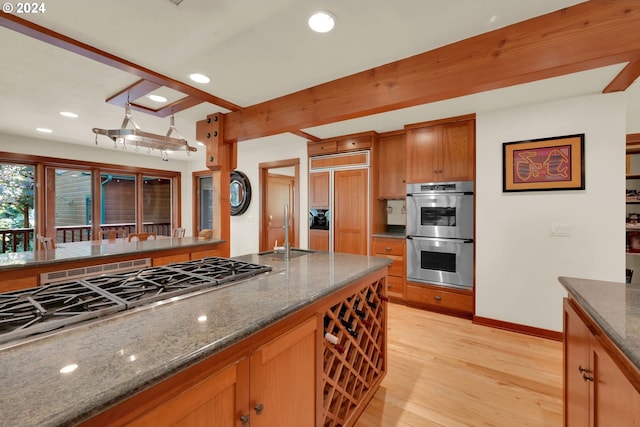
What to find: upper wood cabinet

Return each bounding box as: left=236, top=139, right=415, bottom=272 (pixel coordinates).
left=377, top=130, right=406, bottom=199
left=405, top=115, right=475, bottom=183
left=309, top=171, right=330, bottom=208
left=307, top=131, right=376, bottom=157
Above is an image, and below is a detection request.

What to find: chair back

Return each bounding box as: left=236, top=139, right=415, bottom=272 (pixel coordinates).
left=198, top=229, right=213, bottom=239
left=100, top=229, right=127, bottom=241
left=128, top=232, right=157, bottom=242
left=173, top=228, right=186, bottom=238
left=36, top=234, right=54, bottom=250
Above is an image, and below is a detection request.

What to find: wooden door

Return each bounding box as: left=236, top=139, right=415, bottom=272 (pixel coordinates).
left=378, top=132, right=406, bottom=198
left=406, top=126, right=439, bottom=183
left=309, top=171, right=330, bottom=208
left=440, top=119, right=475, bottom=181
left=564, top=299, right=591, bottom=427
left=264, top=174, right=295, bottom=251
left=249, top=317, right=318, bottom=427
left=334, top=168, right=368, bottom=255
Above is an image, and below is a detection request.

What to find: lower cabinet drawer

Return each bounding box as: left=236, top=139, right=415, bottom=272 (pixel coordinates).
left=406, top=282, right=473, bottom=314
left=386, top=275, right=405, bottom=299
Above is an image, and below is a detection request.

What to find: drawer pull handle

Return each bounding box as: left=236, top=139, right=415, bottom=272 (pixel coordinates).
left=385, top=246, right=392, bottom=251
left=434, top=295, right=442, bottom=301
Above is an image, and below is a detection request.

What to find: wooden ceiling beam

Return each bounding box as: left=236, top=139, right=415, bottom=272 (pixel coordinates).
left=604, top=60, right=640, bottom=93
left=0, top=14, right=243, bottom=112
left=223, top=1, right=640, bottom=143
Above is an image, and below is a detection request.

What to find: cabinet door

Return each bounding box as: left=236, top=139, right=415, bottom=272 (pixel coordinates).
left=127, top=359, right=249, bottom=427
left=406, top=126, right=439, bottom=183
left=590, top=336, right=640, bottom=427
left=378, top=132, right=406, bottom=198
left=309, top=229, right=329, bottom=251
left=309, top=172, right=330, bottom=208
left=334, top=168, right=368, bottom=255
left=440, top=120, right=475, bottom=182
left=564, top=299, right=591, bottom=427
left=249, top=317, right=318, bottom=427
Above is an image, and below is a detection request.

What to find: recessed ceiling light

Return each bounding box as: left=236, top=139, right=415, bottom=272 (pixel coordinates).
left=309, top=10, right=336, bottom=33
left=189, top=73, right=210, bottom=84
left=36, top=127, right=53, bottom=133
left=148, top=94, right=167, bottom=103
left=59, top=111, right=78, bottom=118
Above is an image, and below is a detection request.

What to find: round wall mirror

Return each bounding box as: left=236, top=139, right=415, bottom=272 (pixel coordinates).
left=230, top=170, right=251, bottom=216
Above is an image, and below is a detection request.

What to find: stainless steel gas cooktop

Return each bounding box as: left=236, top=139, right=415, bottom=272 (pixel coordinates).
left=0, top=257, right=272, bottom=346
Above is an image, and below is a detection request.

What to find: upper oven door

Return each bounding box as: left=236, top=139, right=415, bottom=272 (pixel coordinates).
left=406, top=192, right=474, bottom=239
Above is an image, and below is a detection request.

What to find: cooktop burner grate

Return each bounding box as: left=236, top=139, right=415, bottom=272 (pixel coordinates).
left=0, top=257, right=272, bottom=346
left=0, top=281, right=126, bottom=344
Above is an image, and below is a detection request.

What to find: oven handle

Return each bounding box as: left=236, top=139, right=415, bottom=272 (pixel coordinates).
left=406, top=192, right=473, bottom=197
left=406, top=236, right=473, bottom=244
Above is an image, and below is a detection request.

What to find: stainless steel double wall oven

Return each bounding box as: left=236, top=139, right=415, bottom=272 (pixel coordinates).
left=406, top=181, right=474, bottom=290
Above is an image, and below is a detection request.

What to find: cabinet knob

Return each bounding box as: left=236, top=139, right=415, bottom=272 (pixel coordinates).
left=385, top=246, right=392, bottom=251
left=254, top=403, right=264, bottom=415
left=240, top=414, right=250, bottom=425
left=578, top=365, right=594, bottom=382
left=434, top=295, right=442, bottom=301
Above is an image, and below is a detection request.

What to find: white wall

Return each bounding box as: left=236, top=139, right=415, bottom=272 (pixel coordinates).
left=231, top=133, right=308, bottom=256
left=475, top=93, right=626, bottom=332
left=0, top=133, right=198, bottom=234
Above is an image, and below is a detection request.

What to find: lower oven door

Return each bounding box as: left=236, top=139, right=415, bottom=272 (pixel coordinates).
left=406, top=236, right=474, bottom=290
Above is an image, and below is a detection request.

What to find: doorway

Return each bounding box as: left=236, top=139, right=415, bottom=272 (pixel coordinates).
left=259, top=159, right=300, bottom=252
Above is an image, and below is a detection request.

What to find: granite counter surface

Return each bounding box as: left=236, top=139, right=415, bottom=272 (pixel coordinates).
left=559, top=276, right=640, bottom=370
left=0, top=236, right=225, bottom=271
left=0, top=251, right=390, bottom=427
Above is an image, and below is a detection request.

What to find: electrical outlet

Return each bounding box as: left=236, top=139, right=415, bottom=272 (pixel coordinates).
left=550, top=223, right=572, bottom=237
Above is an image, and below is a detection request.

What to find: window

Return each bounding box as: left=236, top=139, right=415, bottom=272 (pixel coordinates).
left=0, top=162, right=35, bottom=252
left=100, top=173, right=136, bottom=235
left=143, top=176, right=172, bottom=236
left=54, top=168, right=92, bottom=242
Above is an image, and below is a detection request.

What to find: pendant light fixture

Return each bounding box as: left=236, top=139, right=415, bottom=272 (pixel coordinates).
left=92, top=103, right=197, bottom=160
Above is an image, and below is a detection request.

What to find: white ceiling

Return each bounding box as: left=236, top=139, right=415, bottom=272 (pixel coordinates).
left=0, top=0, right=638, bottom=162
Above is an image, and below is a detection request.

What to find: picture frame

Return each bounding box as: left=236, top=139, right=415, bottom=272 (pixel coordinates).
left=502, top=134, right=585, bottom=192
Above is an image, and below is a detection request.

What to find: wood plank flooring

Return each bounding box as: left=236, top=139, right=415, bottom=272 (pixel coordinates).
left=355, top=303, right=563, bottom=427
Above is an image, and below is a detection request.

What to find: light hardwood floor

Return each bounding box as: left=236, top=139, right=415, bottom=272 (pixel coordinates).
left=355, top=303, right=563, bottom=427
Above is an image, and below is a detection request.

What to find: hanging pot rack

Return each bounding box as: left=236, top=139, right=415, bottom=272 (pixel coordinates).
left=92, top=103, right=197, bottom=156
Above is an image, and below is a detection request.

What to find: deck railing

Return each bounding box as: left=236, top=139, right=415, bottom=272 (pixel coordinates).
left=0, top=222, right=172, bottom=253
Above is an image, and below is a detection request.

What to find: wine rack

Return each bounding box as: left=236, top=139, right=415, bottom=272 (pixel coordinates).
left=322, top=276, right=387, bottom=427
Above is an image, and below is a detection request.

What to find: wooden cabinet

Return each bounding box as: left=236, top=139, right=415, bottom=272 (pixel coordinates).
left=309, top=171, right=330, bottom=208
left=564, top=297, right=640, bottom=426
left=125, top=360, right=247, bottom=427
left=307, top=132, right=374, bottom=157
left=406, top=282, right=473, bottom=317
left=377, top=131, right=406, bottom=199
left=309, top=229, right=329, bottom=251
left=405, top=115, right=475, bottom=183
left=249, top=317, right=318, bottom=427
left=372, top=237, right=405, bottom=300
left=85, top=317, right=318, bottom=427
left=334, top=168, right=368, bottom=255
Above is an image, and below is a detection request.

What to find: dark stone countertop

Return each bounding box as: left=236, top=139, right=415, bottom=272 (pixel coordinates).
left=0, top=251, right=390, bottom=427
left=559, top=276, right=640, bottom=370
left=0, top=236, right=225, bottom=271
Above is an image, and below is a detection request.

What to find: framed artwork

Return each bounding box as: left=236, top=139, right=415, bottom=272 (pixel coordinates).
left=502, top=134, right=585, bottom=192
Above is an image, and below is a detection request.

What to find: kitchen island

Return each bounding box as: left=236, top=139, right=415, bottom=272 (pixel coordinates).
left=0, top=236, right=225, bottom=292
left=559, top=276, right=640, bottom=425
left=0, top=251, right=390, bottom=427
